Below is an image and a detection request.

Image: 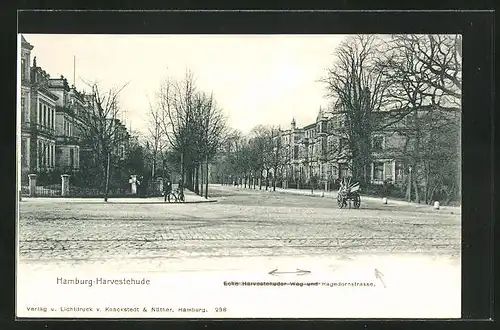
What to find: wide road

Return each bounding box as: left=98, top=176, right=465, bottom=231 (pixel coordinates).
left=17, top=186, right=462, bottom=318
left=18, top=185, right=460, bottom=264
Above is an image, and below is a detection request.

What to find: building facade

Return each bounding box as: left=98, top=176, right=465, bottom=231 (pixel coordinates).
left=277, top=107, right=410, bottom=186
left=48, top=76, right=81, bottom=172
left=29, top=59, right=59, bottom=175
left=19, top=35, right=131, bottom=185
left=20, top=36, right=33, bottom=181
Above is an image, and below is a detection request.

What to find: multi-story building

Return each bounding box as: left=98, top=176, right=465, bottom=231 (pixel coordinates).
left=20, top=36, right=34, bottom=181
left=48, top=75, right=81, bottom=171
left=277, top=106, right=412, bottom=186
left=110, top=118, right=130, bottom=161
left=29, top=57, right=59, bottom=175
left=19, top=35, right=131, bottom=184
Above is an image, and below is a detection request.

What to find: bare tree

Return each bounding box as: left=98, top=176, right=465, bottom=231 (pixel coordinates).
left=269, top=126, right=291, bottom=191
left=227, top=132, right=250, bottom=187
left=379, top=34, right=462, bottom=203
left=157, top=70, right=197, bottom=193
left=192, top=91, right=228, bottom=198
left=221, top=129, right=244, bottom=186
left=145, top=97, right=167, bottom=178
left=321, top=35, right=391, bottom=184
left=155, top=70, right=228, bottom=197
left=248, top=125, right=273, bottom=190
left=76, top=81, right=129, bottom=201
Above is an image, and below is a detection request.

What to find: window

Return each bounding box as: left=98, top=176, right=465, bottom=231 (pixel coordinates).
left=294, top=145, right=299, bottom=160
left=40, top=142, right=45, bottom=167
left=373, top=162, right=384, bottom=180
left=49, top=144, right=52, bottom=168
left=339, top=163, right=348, bottom=178
left=331, top=164, right=338, bottom=178
left=51, top=109, right=54, bottom=129
left=21, top=97, right=26, bottom=123
left=43, top=105, right=47, bottom=127
left=37, top=141, right=42, bottom=168
left=395, top=162, right=405, bottom=181
left=21, top=59, right=27, bottom=80
left=70, top=148, right=74, bottom=168
left=38, top=103, right=42, bottom=124
left=56, top=148, right=62, bottom=165
left=21, top=139, right=27, bottom=167
left=372, top=136, right=384, bottom=151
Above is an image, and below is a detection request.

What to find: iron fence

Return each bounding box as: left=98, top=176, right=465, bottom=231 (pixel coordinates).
left=21, top=180, right=167, bottom=198
left=21, top=184, right=62, bottom=197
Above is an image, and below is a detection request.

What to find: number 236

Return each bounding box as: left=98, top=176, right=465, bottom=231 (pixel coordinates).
left=215, top=307, right=227, bottom=312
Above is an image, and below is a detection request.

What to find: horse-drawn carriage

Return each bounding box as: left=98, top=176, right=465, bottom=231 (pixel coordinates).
left=337, top=177, right=361, bottom=209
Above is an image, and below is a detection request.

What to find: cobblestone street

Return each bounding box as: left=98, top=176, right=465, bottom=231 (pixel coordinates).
left=17, top=185, right=462, bottom=319
left=18, top=185, right=461, bottom=264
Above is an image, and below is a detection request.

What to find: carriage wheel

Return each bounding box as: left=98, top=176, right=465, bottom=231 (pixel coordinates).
left=167, top=194, right=176, bottom=203
left=353, top=193, right=361, bottom=209
left=178, top=192, right=185, bottom=202
left=337, top=194, right=345, bottom=209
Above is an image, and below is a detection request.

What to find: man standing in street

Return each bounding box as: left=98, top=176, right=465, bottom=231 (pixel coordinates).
left=164, top=180, right=172, bottom=202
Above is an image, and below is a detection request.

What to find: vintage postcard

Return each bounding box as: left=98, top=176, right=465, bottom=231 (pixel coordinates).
left=16, top=33, right=462, bottom=319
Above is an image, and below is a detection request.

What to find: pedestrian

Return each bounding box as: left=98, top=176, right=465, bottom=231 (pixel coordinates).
left=164, top=180, right=172, bottom=202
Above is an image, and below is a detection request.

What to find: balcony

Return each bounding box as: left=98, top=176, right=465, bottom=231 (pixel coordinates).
left=56, top=105, right=76, bottom=117
left=31, top=123, right=55, bottom=137
left=56, top=135, right=80, bottom=145
left=20, top=121, right=31, bottom=132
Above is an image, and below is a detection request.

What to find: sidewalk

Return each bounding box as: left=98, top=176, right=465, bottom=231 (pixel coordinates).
left=216, top=185, right=461, bottom=214
left=20, top=190, right=217, bottom=204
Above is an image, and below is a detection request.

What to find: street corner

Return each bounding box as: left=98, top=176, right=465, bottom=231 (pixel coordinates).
left=182, top=190, right=218, bottom=204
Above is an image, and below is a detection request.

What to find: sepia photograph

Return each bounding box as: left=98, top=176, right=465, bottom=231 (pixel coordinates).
left=16, top=33, right=462, bottom=319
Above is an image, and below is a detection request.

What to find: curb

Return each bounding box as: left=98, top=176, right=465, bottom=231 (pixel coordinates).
left=106, top=200, right=218, bottom=204
left=20, top=198, right=218, bottom=204
left=222, top=187, right=460, bottom=212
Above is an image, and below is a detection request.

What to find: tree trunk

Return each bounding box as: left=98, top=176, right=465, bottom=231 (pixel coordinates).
left=200, top=161, right=204, bottom=197
left=413, top=179, right=420, bottom=203
left=429, top=184, right=438, bottom=205
left=195, top=164, right=200, bottom=195
left=180, top=152, right=185, bottom=193
left=205, top=157, right=209, bottom=199
left=104, top=152, right=110, bottom=202
left=407, top=166, right=413, bottom=202
left=424, top=163, right=430, bottom=204
left=272, top=167, right=277, bottom=191
left=152, top=152, right=156, bottom=178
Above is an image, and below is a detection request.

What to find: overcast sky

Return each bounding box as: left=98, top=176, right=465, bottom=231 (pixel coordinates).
left=21, top=34, right=345, bottom=135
